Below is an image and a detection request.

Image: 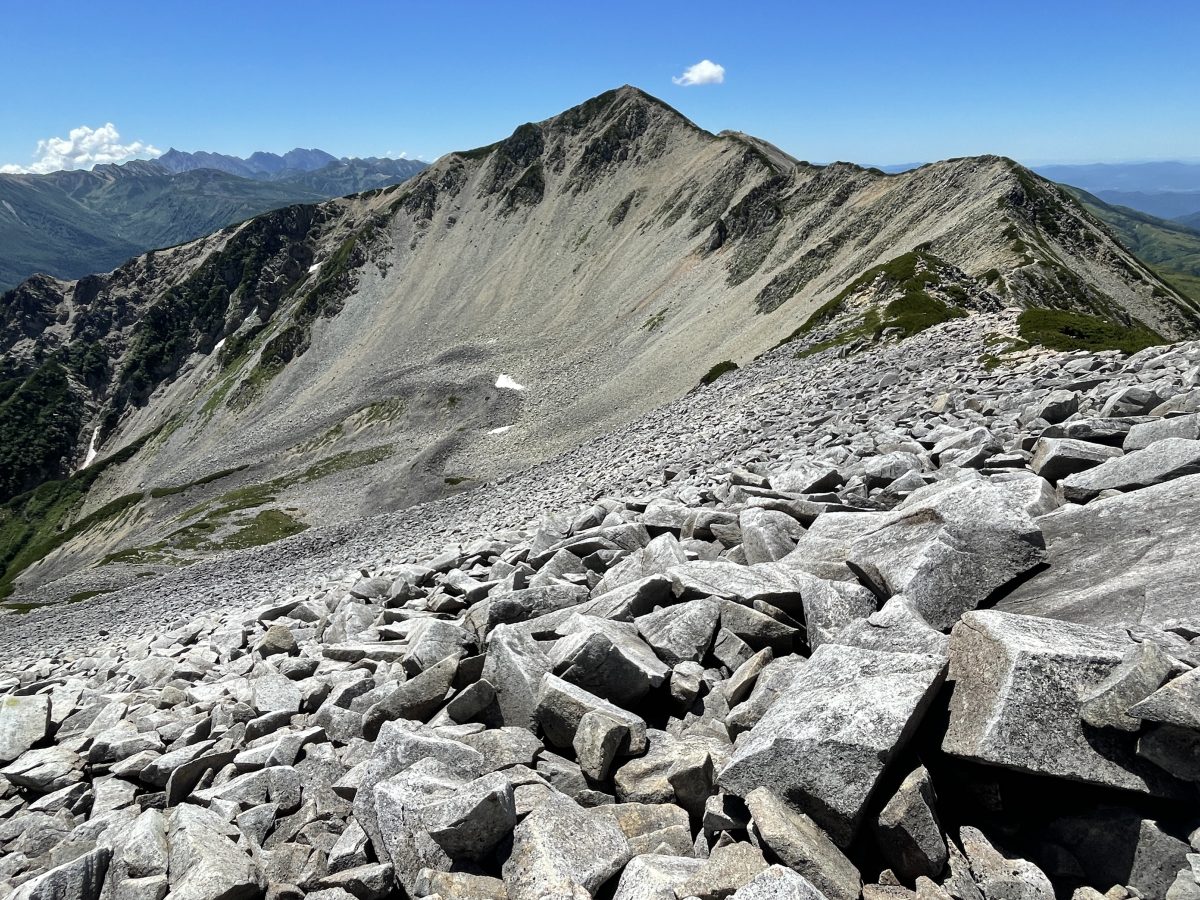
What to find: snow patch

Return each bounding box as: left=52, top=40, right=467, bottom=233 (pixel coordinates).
left=82, top=427, right=100, bottom=469
left=495, top=374, right=526, bottom=391
left=1, top=200, right=24, bottom=226
left=213, top=337, right=226, bottom=353
left=309, top=262, right=321, bottom=274
left=489, top=425, right=514, bottom=435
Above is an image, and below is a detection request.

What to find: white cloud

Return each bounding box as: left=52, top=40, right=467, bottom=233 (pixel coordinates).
left=0, top=123, right=161, bottom=175
left=672, top=59, right=725, bottom=87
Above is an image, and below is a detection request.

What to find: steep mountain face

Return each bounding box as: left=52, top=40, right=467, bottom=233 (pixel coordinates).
left=1064, top=186, right=1200, bottom=304
left=0, top=155, right=428, bottom=290
left=1, top=85, right=1196, bottom=602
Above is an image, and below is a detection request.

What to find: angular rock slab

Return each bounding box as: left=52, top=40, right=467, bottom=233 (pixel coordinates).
left=943, top=611, right=1186, bottom=797
left=719, top=643, right=946, bottom=846
left=1059, top=437, right=1200, bottom=502
left=746, top=787, right=861, bottom=900
left=9, top=846, right=110, bottom=900
left=999, top=474, right=1200, bottom=628
left=502, top=793, right=631, bottom=900
left=846, top=478, right=1050, bottom=631
left=0, top=694, right=51, bottom=764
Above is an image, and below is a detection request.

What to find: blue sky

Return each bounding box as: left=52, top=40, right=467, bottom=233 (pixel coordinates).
left=1, top=0, right=1196, bottom=173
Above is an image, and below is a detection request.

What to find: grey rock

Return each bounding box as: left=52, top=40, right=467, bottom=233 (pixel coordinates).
left=1000, top=474, right=1200, bottom=628
left=612, top=854, right=704, bottom=900
left=0, top=694, right=51, bottom=764
left=1127, top=819, right=1194, bottom=900
left=831, top=596, right=948, bottom=658
left=459, top=726, right=543, bottom=769
left=740, top=508, right=804, bottom=565
left=676, top=841, right=769, bottom=900
left=502, top=793, right=631, bottom=900
left=551, top=615, right=669, bottom=705
left=535, top=673, right=647, bottom=754
left=1060, top=438, right=1200, bottom=502
left=746, top=787, right=860, bottom=900
left=9, top=846, right=110, bottom=900
left=413, top=869, right=509, bottom=899
left=421, top=770, right=517, bottom=860
left=847, top=478, right=1050, bottom=631
left=256, top=624, right=297, bottom=657
left=782, top=512, right=886, bottom=583
left=1139, top=724, right=1200, bottom=781
left=795, top=573, right=878, bottom=651
left=1080, top=641, right=1175, bottom=732
left=1033, top=390, right=1080, bottom=425
left=166, top=805, right=262, bottom=900
left=363, top=652, right=459, bottom=736
left=482, top=625, right=553, bottom=729
left=668, top=560, right=802, bottom=607
left=1030, top=438, right=1124, bottom=483
left=636, top=598, right=720, bottom=667
left=732, top=867, right=831, bottom=900
left=726, top=655, right=807, bottom=735
left=720, top=643, right=945, bottom=846
left=875, top=766, right=947, bottom=882
left=2, top=746, right=84, bottom=793
left=1124, top=413, right=1200, bottom=451
left=574, top=708, right=631, bottom=781
left=943, top=611, right=1183, bottom=796
left=593, top=802, right=693, bottom=857
left=959, top=826, right=1053, bottom=900
left=313, top=863, right=394, bottom=900
left=1128, top=667, right=1200, bottom=730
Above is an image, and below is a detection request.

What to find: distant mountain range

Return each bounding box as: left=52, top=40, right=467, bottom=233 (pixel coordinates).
left=1032, top=161, right=1200, bottom=225
left=0, top=150, right=427, bottom=289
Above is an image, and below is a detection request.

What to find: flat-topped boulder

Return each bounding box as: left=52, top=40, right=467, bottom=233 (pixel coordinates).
left=943, top=610, right=1188, bottom=797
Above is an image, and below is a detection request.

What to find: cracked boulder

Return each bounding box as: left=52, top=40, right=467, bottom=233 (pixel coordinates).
left=719, top=643, right=945, bottom=846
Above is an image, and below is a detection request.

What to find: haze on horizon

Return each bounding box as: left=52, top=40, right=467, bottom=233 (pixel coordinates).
left=0, top=0, right=1196, bottom=176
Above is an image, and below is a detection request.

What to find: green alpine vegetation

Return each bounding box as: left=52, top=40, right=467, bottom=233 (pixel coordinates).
left=1063, top=186, right=1200, bottom=306
left=777, top=249, right=969, bottom=355
left=1017, top=308, right=1164, bottom=354
left=0, top=431, right=156, bottom=597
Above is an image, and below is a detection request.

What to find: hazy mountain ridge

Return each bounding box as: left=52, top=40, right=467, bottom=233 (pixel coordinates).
left=0, top=153, right=428, bottom=290
left=0, top=85, right=1195, bottom=602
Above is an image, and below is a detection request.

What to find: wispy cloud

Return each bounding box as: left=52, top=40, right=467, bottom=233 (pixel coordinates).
left=672, top=59, right=725, bottom=87
left=0, top=123, right=161, bottom=175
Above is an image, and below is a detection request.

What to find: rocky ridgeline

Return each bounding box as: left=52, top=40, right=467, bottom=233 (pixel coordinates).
left=2, top=317, right=1200, bottom=899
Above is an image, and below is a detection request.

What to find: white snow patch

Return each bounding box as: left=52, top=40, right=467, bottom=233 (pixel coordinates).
left=82, top=427, right=101, bottom=469
left=495, top=374, right=526, bottom=391
left=213, top=337, right=226, bottom=353
left=1, top=200, right=24, bottom=226
left=489, top=425, right=514, bottom=435
left=309, top=262, right=321, bottom=274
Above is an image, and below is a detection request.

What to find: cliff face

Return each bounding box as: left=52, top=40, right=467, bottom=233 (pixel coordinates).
left=1, top=85, right=1196, bottom=598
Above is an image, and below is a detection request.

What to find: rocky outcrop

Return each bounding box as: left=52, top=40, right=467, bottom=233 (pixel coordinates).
left=3, top=323, right=1200, bottom=900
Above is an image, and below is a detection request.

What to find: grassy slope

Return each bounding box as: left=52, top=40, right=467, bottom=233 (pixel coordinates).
left=1063, top=186, right=1200, bottom=305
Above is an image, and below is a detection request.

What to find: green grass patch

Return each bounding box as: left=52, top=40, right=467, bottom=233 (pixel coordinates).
left=700, top=360, right=739, bottom=385
left=642, top=310, right=667, bottom=332
left=102, top=445, right=390, bottom=566
left=0, top=430, right=157, bottom=597
left=1017, top=308, right=1165, bottom=354
left=216, top=510, right=308, bottom=551
left=149, top=465, right=249, bottom=498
